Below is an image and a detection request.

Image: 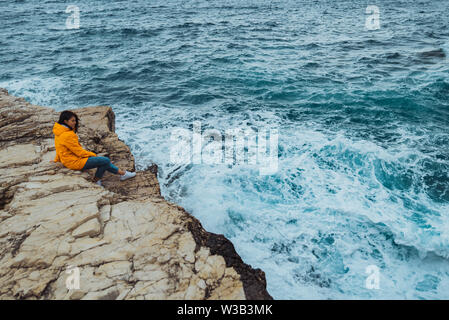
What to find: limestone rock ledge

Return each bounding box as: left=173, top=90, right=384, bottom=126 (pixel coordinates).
left=0, top=88, right=272, bottom=300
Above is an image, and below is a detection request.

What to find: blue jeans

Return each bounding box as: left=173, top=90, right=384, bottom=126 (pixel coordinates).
left=83, top=156, right=119, bottom=179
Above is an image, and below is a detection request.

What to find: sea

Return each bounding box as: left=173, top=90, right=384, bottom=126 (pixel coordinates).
left=1, top=0, right=449, bottom=299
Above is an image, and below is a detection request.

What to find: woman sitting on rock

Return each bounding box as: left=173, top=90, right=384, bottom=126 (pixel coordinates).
left=51, top=110, right=136, bottom=186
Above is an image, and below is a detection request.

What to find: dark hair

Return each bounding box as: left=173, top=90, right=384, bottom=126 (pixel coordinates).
left=58, top=110, right=79, bottom=133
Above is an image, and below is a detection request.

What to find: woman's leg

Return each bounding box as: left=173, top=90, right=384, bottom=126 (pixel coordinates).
left=83, top=156, right=134, bottom=183
left=95, top=164, right=108, bottom=179
left=104, top=161, right=119, bottom=175
left=83, top=156, right=122, bottom=179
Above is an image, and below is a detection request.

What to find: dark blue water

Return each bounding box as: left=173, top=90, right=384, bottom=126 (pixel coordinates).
left=2, top=0, right=449, bottom=299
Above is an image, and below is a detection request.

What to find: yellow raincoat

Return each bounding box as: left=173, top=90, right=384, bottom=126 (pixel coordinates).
left=52, top=122, right=96, bottom=170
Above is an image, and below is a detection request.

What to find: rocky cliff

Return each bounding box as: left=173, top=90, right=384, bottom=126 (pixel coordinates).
left=0, top=88, right=272, bottom=300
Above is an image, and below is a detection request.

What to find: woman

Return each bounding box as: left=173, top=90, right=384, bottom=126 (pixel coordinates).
left=52, top=110, right=136, bottom=186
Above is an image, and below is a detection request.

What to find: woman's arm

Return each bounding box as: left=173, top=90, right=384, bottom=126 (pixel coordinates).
left=61, top=131, right=97, bottom=158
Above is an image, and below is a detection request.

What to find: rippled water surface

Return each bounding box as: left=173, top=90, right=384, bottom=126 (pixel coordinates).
left=1, top=0, right=449, bottom=299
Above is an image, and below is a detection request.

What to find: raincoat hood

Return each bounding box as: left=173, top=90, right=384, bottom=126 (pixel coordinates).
left=53, top=122, right=71, bottom=136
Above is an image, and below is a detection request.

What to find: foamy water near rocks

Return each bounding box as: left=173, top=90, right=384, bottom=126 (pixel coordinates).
left=0, top=88, right=272, bottom=300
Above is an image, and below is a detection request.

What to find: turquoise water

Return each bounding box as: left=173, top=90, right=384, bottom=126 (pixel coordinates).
left=1, top=0, right=449, bottom=299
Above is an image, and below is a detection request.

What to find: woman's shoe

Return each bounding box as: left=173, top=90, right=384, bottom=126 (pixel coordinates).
left=120, top=171, right=136, bottom=181
left=96, top=180, right=103, bottom=187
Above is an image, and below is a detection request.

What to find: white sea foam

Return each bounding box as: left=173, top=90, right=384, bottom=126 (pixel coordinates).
left=4, top=81, right=448, bottom=299
left=114, top=100, right=449, bottom=299
left=0, top=77, right=69, bottom=108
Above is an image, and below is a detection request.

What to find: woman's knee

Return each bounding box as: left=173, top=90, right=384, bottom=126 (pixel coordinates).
left=96, top=156, right=111, bottom=166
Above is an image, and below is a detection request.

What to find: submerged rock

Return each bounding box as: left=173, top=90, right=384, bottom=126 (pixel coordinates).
left=0, top=88, right=272, bottom=300
left=417, top=48, right=446, bottom=58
